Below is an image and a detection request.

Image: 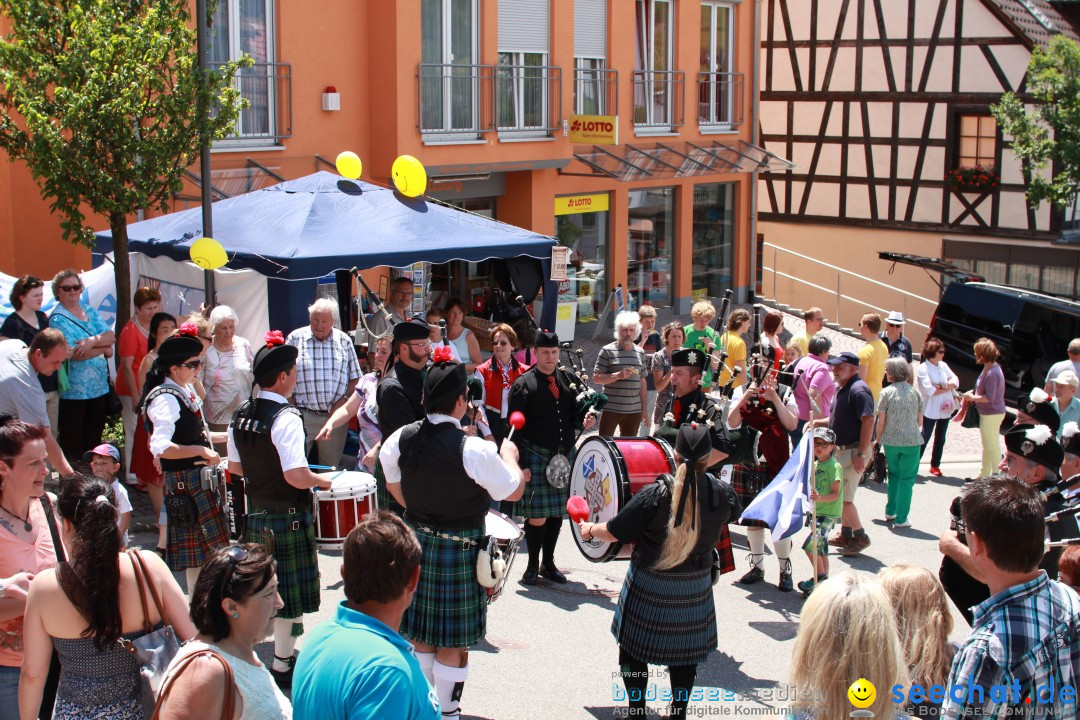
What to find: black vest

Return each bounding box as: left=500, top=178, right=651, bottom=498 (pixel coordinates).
left=146, top=385, right=207, bottom=472
left=399, top=420, right=488, bottom=529
left=231, top=398, right=310, bottom=508
left=632, top=472, right=736, bottom=572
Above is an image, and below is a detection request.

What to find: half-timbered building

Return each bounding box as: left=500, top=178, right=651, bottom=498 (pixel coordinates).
left=757, top=0, right=1080, bottom=339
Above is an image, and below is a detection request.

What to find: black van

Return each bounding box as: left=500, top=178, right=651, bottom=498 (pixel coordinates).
left=929, top=282, right=1080, bottom=405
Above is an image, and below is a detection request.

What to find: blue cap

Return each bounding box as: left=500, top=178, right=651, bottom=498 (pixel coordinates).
left=827, top=351, right=860, bottom=367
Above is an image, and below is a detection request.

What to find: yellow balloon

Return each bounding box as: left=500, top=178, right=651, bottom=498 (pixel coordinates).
left=335, top=151, right=363, bottom=180
left=392, top=155, right=427, bottom=198
left=189, top=237, right=228, bottom=270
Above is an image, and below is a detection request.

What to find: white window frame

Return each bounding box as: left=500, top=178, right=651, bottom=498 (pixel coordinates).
left=211, top=0, right=277, bottom=147
left=422, top=0, right=481, bottom=140
left=635, top=0, right=675, bottom=129
left=699, top=2, right=736, bottom=127
left=497, top=51, right=550, bottom=135
left=574, top=57, right=608, bottom=115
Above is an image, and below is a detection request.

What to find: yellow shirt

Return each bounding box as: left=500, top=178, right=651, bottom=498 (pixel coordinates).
left=792, top=331, right=811, bottom=357
left=858, top=337, right=889, bottom=403
left=717, top=332, right=746, bottom=389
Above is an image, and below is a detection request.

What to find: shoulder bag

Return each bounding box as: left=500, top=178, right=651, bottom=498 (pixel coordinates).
left=152, top=648, right=237, bottom=720
left=119, top=548, right=181, bottom=719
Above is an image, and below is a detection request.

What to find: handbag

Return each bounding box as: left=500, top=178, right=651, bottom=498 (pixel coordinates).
left=118, top=549, right=181, bottom=720
left=860, top=443, right=888, bottom=485
left=961, top=399, right=981, bottom=429
left=163, top=491, right=198, bottom=528
left=152, top=648, right=236, bottom=720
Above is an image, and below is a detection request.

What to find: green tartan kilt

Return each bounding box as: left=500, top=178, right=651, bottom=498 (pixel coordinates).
left=243, top=509, right=321, bottom=621
left=513, top=441, right=575, bottom=519
left=401, top=523, right=487, bottom=648
left=374, top=458, right=404, bottom=516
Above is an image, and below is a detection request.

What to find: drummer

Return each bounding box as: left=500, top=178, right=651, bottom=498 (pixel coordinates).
left=579, top=423, right=740, bottom=719
left=507, top=330, right=597, bottom=585
left=226, top=330, right=332, bottom=690
left=373, top=318, right=431, bottom=513
left=380, top=358, right=525, bottom=717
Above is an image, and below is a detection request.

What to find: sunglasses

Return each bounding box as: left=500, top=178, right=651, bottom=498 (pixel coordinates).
left=58, top=284, right=82, bottom=293
left=216, top=545, right=250, bottom=603
left=180, top=359, right=203, bottom=370
left=492, top=340, right=510, bottom=346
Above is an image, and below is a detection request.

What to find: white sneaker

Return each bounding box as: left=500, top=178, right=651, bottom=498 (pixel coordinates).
left=894, top=521, right=911, bottom=529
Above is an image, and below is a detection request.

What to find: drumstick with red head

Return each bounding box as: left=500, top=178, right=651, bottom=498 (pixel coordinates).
left=507, top=411, right=525, bottom=441
left=567, top=495, right=590, bottom=524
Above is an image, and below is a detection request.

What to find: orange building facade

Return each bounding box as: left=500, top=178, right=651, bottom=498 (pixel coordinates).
left=1, top=0, right=782, bottom=327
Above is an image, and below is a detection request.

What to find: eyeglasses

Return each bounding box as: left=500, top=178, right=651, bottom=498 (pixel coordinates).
left=492, top=340, right=510, bottom=346
left=180, top=359, right=203, bottom=370
left=406, top=340, right=432, bottom=349
left=217, top=545, right=249, bottom=603
left=58, top=285, right=82, bottom=293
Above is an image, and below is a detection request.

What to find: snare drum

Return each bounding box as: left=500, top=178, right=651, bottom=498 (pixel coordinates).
left=569, top=436, right=675, bottom=562
left=224, top=470, right=247, bottom=541
left=313, top=471, right=378, bottom=550
left=483, top=510, right=523, bottom=603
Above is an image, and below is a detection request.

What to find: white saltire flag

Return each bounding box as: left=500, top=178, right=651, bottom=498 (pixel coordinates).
left=738, top=431, right=815, bottom=542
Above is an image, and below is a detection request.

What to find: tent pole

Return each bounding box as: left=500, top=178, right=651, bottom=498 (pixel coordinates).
left=197, top=0, right=216, bottom=311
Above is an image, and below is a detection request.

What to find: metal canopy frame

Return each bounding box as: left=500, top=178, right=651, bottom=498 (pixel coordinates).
left=560, top=139, right=794, bottom=181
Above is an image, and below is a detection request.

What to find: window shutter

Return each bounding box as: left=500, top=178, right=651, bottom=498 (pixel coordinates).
left=574, top=0, right=607, bottom=58
left=498, top=0, right=550, bottom=53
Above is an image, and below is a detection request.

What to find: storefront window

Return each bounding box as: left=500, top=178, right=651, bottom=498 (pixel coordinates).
left=556, top=198, right=609, bottom=324
left=628, top=187, right=674, bottom=308
left=691, top=183, right=734, bottom=298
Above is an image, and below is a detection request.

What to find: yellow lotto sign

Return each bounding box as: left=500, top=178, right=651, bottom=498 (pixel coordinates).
left=554, top=193, right=610, bottom=216
left=569, top=114, right=618, bottom=145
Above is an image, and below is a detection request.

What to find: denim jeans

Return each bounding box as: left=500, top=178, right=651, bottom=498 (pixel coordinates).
left=0, top=664, right=20, bottom=720
left=921, top=416, right=950, bottom=468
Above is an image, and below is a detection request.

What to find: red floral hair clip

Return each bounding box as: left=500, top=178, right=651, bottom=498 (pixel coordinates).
left=264, top=330, right=285, bottom=347
left=176, top=322, right=199, bottom=338
left=432, top=345, right=454, bottom=364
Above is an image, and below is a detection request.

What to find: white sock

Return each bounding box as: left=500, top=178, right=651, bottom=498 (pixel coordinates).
left=416, top=651, right=436, bottom=686
left=273, top=617, right=298, bottom=671
left=747, top=528, right=766, bottom=566
left=184, top=567, right=200, bottom=595
left=774, top=538, right=793, bottom=574
left=432, top=659, right=469, bottom=716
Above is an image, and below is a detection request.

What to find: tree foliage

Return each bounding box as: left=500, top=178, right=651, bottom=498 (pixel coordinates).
left=992, top=35, right=1080, bottom=210
left=0, top=0, right=248, bottom=328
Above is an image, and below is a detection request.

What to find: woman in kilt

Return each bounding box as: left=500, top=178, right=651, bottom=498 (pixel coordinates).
left=381, top=359, right=524, bottom=717
left=140, top=324, right=230, bottom=592
left=579, top=423, right=740, bottom=719
left=506, top=330, right=596, bottom=585
left=227, top=331, right=333, bottom=690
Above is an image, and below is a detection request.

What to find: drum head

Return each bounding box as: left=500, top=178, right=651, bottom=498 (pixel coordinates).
left=318, top=471, right=377, bottom=498
left=569, top=437, right=631, bottom=562
left=485, top=509, right=522, bottom=541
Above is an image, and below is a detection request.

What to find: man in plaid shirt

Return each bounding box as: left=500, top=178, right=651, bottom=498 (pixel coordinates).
left=286, top=298, right=361, bottom=467
left=942, top=474, right=1080, bottom=719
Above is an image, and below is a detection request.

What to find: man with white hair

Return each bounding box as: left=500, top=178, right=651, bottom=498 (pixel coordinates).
left=593, top=311, right=648, bottom=436
left=1044, top=337, right=1080, bottom=397
left=286, top=298, right=362, bottom=466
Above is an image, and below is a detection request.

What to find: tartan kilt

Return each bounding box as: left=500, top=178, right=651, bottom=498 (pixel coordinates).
left=374, top=458, right=404, bottom=516
left=242, top=509, right=321, bottom=620
left=164, top=469, right=230, bottom=572
left=727, top=463, right=770, bottom=528
left=611, top=562, right=717, bottom=666
left=715, top=525, right=736, bottom=576
left=513, top=441, right=575, bottom=519
left=401, top=523, right=487, bottom=648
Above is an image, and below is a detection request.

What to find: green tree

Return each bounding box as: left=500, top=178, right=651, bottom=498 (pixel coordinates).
left=0, top=0, right=248, bottom=328
left=992, top=35, right=1080, bottom=210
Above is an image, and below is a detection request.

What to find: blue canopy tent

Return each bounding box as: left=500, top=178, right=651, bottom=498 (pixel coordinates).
left=95, top=171, right=559, bottom=332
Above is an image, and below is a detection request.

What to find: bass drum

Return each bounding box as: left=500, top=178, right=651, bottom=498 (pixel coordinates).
left=569, top=436, right=675, bottom=562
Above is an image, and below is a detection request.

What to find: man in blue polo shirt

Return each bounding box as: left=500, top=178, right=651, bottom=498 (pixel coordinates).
left=292, top=511, right=440, bottom=720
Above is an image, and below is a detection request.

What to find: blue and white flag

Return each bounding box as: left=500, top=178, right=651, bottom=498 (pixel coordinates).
left=739, top=431, right=815, bottom=542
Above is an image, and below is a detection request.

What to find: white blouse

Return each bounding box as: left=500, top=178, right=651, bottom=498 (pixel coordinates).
left=916, top=359, right=960, bottom=420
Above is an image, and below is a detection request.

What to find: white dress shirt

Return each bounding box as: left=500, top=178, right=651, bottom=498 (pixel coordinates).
left=226, top=390, right=308, bottom=472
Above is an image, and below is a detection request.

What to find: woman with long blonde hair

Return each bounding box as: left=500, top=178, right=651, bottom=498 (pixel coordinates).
left=879, top=564, right=955, bottom=716
left=579, top=423, right=738, bottom=719
left=788, top=572, right=910, bottom=720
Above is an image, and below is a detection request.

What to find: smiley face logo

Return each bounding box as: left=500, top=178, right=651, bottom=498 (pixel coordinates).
left=847, top=678, right=876, bottom=709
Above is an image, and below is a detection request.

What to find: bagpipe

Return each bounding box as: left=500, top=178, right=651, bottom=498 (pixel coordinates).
left=1045, top=473, right=1080, bottom=549
left=558, top=342, right=609, bottom=424
left=350, top=266, right=396, bottom=340
left=707, top=289, right=733, bottom=396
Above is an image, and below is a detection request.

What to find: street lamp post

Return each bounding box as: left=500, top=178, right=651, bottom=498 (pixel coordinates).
left=196, top=0, right=216, bottom=310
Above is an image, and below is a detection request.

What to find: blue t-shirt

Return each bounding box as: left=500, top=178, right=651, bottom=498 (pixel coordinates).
left=292, top=601, right=440, bottom=720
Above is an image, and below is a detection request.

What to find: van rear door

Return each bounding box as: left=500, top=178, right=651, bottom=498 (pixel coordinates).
left=931, top=283, right=1022, bottom=392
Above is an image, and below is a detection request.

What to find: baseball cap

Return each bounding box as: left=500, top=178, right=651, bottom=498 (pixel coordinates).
left=83, top=443, right=120, bottom=462
left=827, top=351, right=860, bottom=367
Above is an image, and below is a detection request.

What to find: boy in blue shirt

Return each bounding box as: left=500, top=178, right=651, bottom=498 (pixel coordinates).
left=292, top=511, right=440, bottom=720
left=798, top=428, right=843, bottom=595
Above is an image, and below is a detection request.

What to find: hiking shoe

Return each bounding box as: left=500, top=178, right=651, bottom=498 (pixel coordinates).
left=778, top=571, right=793, bottom=592
left=841, top=534, right=871, bottom=556
left=738, top=565, right=765, bottom=584
left=829, top=532, right=851, bottom=548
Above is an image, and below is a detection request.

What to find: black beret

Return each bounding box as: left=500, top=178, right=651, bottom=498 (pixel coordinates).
left=425, top=361, right=468, bottom=407
left=1062, top=422, right=1080, bottom=457
left=252, top=332, right=298, bottom=380
left=671, top=348, right=707, bottom=373
left=393, top=317, right=430, bottom=343
left=1017, top=390, right=1061, bottom=436
left=156, top=332, right=204, bottom=367
left=675, top=421, right=713, bottom=464
left=1004, top=423, right=1064, bottom=472
left=535, top=330, right=559, bottom=348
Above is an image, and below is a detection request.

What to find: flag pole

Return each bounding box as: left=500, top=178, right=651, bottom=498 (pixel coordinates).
left=809, top=412, right=819, bottom=592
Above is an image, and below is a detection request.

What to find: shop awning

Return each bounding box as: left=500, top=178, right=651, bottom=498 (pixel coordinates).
left=562, top=139, right=795, bottom=181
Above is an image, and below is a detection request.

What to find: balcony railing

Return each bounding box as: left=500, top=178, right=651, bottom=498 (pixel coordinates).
left=633, top=70, right=685, bottom=130
left=697, top=72, right=744, bottom=128
left=213, top=62, right=292, bottom=144
left=495, top=64, right=561, bottom=135
left=418, top=63, right=495, bottom=138
left=573, top=67, right=618, bottom=117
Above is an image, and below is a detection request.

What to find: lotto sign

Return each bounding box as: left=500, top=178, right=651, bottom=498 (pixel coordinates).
left=568, top=114, right=618, bottom=145
left=554, top=193, right=610, bottom=216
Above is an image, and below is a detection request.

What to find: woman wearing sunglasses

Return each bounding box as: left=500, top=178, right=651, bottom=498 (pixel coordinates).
left=157, top=544, right=291, bottom=720
left=48, top=269, right=115, bottom=462
left=137, top=325, right=230, bottom=592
